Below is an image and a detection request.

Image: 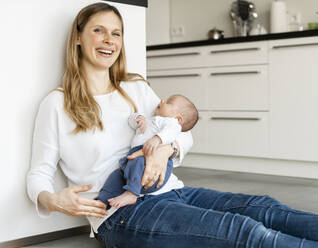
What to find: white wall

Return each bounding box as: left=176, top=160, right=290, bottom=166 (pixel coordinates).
left=147, top=0, right=318, bottom=44
left=0, top=0, right=145, bottom=242
left=146, top=0, right=170, bottom=45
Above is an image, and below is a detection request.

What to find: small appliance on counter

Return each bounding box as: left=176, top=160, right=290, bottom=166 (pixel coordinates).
left=230, top=0, right=259, bottom=36
left=207, top=28, right=224, bottom=40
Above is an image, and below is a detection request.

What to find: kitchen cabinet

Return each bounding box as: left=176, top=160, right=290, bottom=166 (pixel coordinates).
left=147, top=35, right=318, bottom=162
left=147, top=46, right=206, bottom=70
left=206, top=111, right=269, bottom=157
left=269, top=37, right=318, bottom=162
left=147, top=41, right=269, bottom=158
left=205, top=41, right=268, bottom=66
left=207, top=65, right=269, bottom=111
left=148, top=68, right=208, bottom=110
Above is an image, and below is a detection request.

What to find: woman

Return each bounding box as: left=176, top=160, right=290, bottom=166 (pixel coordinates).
left=27, top=2, right=318, bottom=247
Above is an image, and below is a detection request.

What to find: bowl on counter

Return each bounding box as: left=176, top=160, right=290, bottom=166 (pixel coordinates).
left=308, top=22, right=318, bottom=30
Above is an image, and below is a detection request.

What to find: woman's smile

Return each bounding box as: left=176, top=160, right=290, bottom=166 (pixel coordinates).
left=96, top=47, right=115, bottom=58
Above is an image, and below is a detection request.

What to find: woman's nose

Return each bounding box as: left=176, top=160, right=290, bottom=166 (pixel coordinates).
left=103, top=33, right=113, bottom=44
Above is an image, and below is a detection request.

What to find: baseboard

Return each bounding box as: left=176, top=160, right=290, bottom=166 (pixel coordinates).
left=0, top=225, right=90, bottom=248
left=184, top=153, right=318, bottom=179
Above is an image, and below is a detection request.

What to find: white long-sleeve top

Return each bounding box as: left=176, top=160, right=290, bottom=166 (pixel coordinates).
left=26, top=81, right=193, bottom=233
left=128, top=113, right=182, bottom=148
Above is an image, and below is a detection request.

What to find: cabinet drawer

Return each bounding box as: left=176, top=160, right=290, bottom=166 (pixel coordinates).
left=205, top=41, right=268, bottom=66
left=205, top=111, right=269, bottom=157
left=207, top=65, right=269, bottom=110
left=147, top=68, right=207, bottom=110
left=147, top=46, right=206, bottom=71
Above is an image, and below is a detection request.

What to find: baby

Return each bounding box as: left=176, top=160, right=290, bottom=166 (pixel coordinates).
left=96, top=94, right=198, bottom=208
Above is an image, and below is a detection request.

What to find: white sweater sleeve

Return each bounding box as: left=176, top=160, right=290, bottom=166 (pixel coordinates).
left=26, top=93, right=60, bottom=218
left=142, top=83, right=193, bottom=165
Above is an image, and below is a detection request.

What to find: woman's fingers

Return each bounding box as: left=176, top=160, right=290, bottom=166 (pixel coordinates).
left=80, top=197, right=107, bottom=209
left=141, top=162, right=153, bottom=186
left=71, top=184, right=92, bottom=193
left=52, top=185, right=108, bottom=218
left=127, top=149, right=144, bottom=159
left=142, top=163, right=160, bottom=189
left=79, top=198, right=107, bottom=216
left=78, top=205, right=107, bottom=218
left=156, top=167, right=167, bottom=188
left=60, top=198, right=107, bottom=218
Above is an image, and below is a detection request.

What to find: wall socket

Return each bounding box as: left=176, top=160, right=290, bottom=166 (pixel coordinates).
left=170, top=26, right=185, bottom=37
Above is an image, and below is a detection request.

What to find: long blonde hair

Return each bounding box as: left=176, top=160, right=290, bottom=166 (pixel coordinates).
left=60, top=2, right=145, bottom=134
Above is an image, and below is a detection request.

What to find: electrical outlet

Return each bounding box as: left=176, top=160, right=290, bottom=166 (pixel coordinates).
left=170, top=26, right=185, bottom=37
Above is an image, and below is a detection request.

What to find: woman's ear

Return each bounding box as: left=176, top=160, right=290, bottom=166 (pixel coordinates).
left=76, top=36, right=81, bottom=45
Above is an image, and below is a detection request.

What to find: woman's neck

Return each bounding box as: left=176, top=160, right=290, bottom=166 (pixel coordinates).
left=82, top=62, right=113, bottom=96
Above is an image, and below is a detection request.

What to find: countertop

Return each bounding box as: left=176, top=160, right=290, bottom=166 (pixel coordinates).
left=147, top=30, right=318, bottom=51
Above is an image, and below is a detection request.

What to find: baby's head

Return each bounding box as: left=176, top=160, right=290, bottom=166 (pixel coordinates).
left=155, top=94, right=198, bottom=132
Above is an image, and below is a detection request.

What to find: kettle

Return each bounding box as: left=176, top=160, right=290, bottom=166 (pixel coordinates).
left=208, top=28, right=224, bottom=40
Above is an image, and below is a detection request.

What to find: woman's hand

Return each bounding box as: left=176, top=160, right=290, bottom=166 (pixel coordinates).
left=127, top=144, right=173, bottom=189
left=38, top=185, right=107, bottom=218
left=143, top=135, right=162, bottom=156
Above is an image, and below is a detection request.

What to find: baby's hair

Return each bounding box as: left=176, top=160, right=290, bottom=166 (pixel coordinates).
left=167, top=94, right=198, bottom=132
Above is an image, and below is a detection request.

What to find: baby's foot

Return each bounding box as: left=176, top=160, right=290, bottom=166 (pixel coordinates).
left=108, top=191, right=137, bottom=208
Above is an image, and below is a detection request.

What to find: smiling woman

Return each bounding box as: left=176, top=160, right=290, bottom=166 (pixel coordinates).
left=26, top=2, right=318, bottom=248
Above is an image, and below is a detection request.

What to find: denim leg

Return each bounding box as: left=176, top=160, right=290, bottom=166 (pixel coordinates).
left=97, top=190, right=318, bottom=248
left=179, top=186, right=318, bottom=241
left=122, top=156, right=146, bottom=195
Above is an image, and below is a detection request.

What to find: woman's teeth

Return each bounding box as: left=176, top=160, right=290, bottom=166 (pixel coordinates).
left=97, top=49, right=113, bottom=56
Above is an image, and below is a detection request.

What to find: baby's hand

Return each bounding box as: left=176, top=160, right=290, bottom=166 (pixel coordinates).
left=143, top=135, right=162, bottom=156
left=135, top=115, right=146, bottom=133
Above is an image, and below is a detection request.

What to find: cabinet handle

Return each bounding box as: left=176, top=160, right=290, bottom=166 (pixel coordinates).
left=272, top=42, right=318, bottom=49
left=211, top=117, right=261, bottom=121
left=210, top=71, right=260, bottom=76
left=148, top=73, right=201, bottom=79
left=210, top=47, right=261, bottom=54
left=147, top=52, right=201, bottom=58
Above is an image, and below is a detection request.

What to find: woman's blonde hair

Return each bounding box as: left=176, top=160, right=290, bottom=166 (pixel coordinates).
left=60, top=2, right=146, bottom=134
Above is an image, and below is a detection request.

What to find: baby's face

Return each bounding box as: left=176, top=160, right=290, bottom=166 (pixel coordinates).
left=155, top=99, right=178, bottom=118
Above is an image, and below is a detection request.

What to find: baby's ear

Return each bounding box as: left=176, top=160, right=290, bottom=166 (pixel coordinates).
left=176, top=114, right=183, bottom=125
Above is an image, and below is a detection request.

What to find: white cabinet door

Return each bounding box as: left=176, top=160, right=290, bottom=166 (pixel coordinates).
left=147, top=46, right=206, bottom=71
left=269, top=37, right=318, bottom=162
left=206, top=65, right=269, bottom=111
left=147, top=68, right=208, bottom=110
left=205, top=41, right=268, bottom=66
left=206, top=111, right=269, bottom=157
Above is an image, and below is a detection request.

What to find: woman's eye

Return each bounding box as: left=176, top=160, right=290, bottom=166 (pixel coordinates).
left=94, top=28, right=102, bottom=33
left=113, top=33, right=121, bottom=37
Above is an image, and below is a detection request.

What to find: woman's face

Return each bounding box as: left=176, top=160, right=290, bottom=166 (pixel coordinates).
left=78, top=11, right=123, bottom=70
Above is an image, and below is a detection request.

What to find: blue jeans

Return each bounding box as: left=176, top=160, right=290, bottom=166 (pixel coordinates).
left=95, top=187, right=318, bottom=248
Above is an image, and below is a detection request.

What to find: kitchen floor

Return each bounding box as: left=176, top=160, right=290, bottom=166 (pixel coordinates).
left=24, top=167, right=318, bottom=248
